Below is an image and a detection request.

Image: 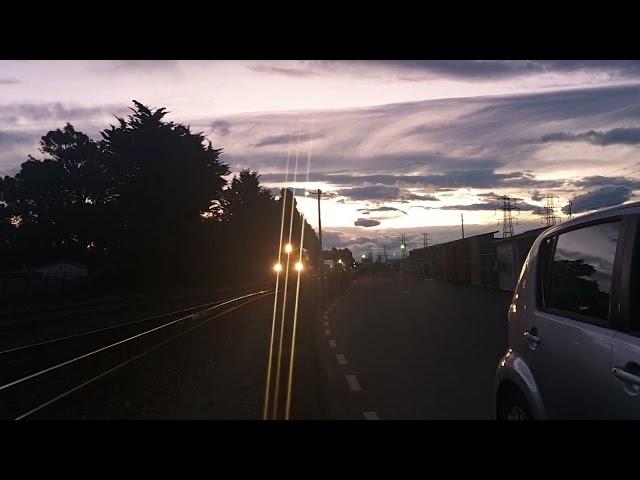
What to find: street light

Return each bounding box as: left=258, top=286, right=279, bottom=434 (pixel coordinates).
left=338, top=259, right=343, bottom=264
left=274, top=263, right=282, bottom=272
left=295, top=261, right=304, bottom=271
left=400, top=244, right=406, bottom=249
left=361, top=254, right=366, bottom=258
left=284, top=243, right=293, bottom=254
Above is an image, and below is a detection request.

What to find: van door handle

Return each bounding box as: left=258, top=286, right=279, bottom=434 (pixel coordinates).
left=612, top=367, right=640, bottom=386
left=524, top=328, right=540, bottom=349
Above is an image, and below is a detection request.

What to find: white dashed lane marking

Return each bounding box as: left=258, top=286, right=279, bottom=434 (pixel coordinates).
left=336, top=354, right=348, bottom=365
left=324, top=328, right=332, bottom=336
left=323, top=321, right=329, bottom=326
left=363, top=411, right=380, bottom=420
left=328, top=340, right=337, bottom=348
left=345, top=374, right=362, bottom=392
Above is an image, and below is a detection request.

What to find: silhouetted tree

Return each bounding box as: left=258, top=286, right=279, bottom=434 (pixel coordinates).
left=0, top=124, right=108, bottom=268
left=0, top=100, right=322, bottom=294
left=98, top=101, right=229, bottom=285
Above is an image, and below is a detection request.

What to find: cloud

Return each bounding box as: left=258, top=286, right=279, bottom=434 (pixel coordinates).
left=0, top=129, right=41, bottom=175
left=290, top=60, right=640, bottom=82
left=357, top=206, right=407, bottom=215
left=247, top=65, right=326, bottom=78
left=252, top=130, right=325, bottom=148
left=0, top=102, right=127, bottom=124
left=0, top=78, right=20, bottom=85
left=539, top=127, right=640, bottom=146
left=210, top=120, right=231, bottom=136
left=440, top=200, right=539, bottom=212
left=0, top=130, right=35, bottom=149
left=261, top=170, right=565, bottom=191
left=354, top=218, right=381, bottom=227
left=573, top=175, right=640, bottom=190
left=336, top=185, right=439, bottom=202
left=89, top=60, right=182, bottom=74
left=199, top=83, right=640, bottom=198
left=529, top=190, right=544, bottom=202
left=252, top=133, right=296, bottom=148
left=564, top=185, right=635, bottom=214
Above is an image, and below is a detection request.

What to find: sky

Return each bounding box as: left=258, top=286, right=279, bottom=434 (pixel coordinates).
left=1, top=60, right=640, bottom=259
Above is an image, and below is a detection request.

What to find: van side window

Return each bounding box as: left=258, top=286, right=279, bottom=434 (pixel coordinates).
left=543, top=221, right=620, bottom=326
left=631, top=221, right=640, bottom=334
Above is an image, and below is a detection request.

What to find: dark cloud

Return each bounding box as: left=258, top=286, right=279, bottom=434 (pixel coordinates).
left=304, top=60, right=640, bottom=82
left=0, top=130, right=36, bottom=149
left=539, top=127, right=640, bottom=146
left=252, top=130, right=325, bottom=148
left=354, top=218, right=381, bottom=227
left=0, top=78, right=20, bottom=85
left=336, top=185, right=438, bottom=202
left=210, top=120, right=231, bottom=136
left=262, top=170, right=565, bottom=191
left=530, top=190, right=544, bottom=202
left=441, top=201, right=539, bottom=212
left=573, top=175, right=640, bottom=190
left=252, top=133, right=295, bottom=148
left=0, top=129, right=40, bottom=175
left=564, top=185, right=634, bottom=214
left=357, top=206, right=407, bottom=215
left=93, top=60, right=182, bottom=74
left=408, top=205, right=432, bottom=210
left=248, top=65, right=326, bottom=78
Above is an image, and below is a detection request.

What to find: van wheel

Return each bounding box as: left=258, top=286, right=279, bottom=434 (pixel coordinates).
left=497, top=388, right=533, bottom=420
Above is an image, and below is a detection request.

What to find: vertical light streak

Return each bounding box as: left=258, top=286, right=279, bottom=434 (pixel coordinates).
left=285, top=120, right=314, bottom=420
left=262, top=135, right=292, bottom=420
left=272, top=129, right=300, bottom=419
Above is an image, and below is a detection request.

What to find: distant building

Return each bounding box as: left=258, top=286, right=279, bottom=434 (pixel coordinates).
left=37, top=261, right=89, bottom=279
left=494, top=227, right=548, bottom=292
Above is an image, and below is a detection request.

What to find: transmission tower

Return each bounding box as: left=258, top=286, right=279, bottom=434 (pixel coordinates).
left=497, top=195, right=520, bottom=238
left=422, top=233, right=431, bottom=248
left=383, top=245, right=388, bottom=263
left=538, top=194, right=560, bottom=226
left=566, top=199, right=573, bottom=220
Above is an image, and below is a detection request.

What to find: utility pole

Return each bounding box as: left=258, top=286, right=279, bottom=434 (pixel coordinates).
left=497, top=195, right=519, bottom=238
left=399, top=233, right=408, bottom=272
left=383, top=245, right=388, bottom=263
left=461, top=214, right=465, bottom=239
left=315, top=189, right=323, bottom=254
left=400, top=233, right=407, bottom=260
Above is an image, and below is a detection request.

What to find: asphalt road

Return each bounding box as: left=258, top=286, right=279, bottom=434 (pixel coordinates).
left=0, top=271, right=512, bottom=420
left=315, top=271, right=512, bottom=419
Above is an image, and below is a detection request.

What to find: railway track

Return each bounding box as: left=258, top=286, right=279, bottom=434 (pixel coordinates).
left=0, top=290, right=272, bottom=420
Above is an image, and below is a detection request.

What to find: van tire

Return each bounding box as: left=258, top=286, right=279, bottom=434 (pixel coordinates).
left=497, top=387, right=533, bottom=420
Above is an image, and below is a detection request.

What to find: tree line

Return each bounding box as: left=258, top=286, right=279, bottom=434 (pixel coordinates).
left=0, top=101, right=321, bottom=290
